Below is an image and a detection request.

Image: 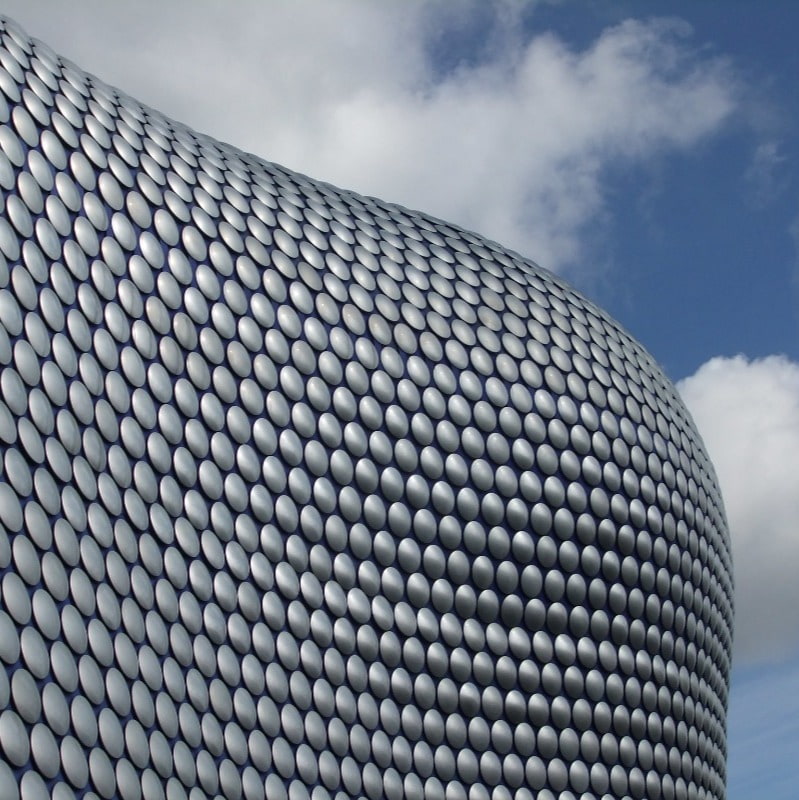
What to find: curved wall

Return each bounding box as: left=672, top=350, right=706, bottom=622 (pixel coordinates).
left=0, top=15, right=733, bottom=800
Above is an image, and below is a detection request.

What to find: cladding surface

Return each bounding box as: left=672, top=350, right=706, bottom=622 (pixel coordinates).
left=0, top=14, right=733, bottom=800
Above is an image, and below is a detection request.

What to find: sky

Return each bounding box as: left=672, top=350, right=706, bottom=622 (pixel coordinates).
left=1, top=1, right=796, bottom=796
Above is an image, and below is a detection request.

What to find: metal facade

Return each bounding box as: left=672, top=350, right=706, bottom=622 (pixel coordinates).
left=0, top=15, right=733, bottom=800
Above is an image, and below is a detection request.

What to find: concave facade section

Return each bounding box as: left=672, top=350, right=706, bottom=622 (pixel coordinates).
left=0, top=14, right=733, bottom=800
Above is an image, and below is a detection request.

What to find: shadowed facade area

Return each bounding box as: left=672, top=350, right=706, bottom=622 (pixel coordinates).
left=0, top=14, right=733, bottom=800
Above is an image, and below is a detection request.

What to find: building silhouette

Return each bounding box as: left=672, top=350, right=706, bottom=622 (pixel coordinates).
left=0, top=15, right=733, bottom=800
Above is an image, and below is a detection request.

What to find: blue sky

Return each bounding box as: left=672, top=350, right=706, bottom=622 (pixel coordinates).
left=572, top=0, right=799, bottom=378
left=2, top=2, right=797, bottom=797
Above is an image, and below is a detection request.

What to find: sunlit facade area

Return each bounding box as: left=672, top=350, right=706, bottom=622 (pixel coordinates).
left=0, top=16, right=733, bottom=800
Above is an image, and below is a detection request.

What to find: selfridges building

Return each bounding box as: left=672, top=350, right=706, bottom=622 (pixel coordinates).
left=0, top=15, right=734, bottom=800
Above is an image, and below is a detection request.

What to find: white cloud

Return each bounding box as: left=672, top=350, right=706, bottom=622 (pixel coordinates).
left=3, top=2, right=737, bottom=272
left=678, top=355, right=799, bottom=664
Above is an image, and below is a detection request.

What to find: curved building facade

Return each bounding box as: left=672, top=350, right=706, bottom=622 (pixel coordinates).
left=0, top=15, right=733, bottom=800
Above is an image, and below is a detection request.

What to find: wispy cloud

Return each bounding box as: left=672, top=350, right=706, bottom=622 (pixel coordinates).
left=745, top=140, right=789, bottom=205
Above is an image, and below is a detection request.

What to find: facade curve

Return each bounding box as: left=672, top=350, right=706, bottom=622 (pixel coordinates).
left=0, top=15, right=733, bottom=800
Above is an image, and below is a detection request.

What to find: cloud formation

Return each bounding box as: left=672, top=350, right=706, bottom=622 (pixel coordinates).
left=678, top=355, right=799, bottom=664
left=5, top=1, right=738, bottom=272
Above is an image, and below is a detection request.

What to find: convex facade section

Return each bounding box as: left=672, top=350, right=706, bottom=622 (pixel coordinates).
left=0, top=15, right=733, bottom=800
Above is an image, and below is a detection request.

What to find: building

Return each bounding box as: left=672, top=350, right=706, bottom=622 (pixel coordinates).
left=0, top=15, right=733, bottom=800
